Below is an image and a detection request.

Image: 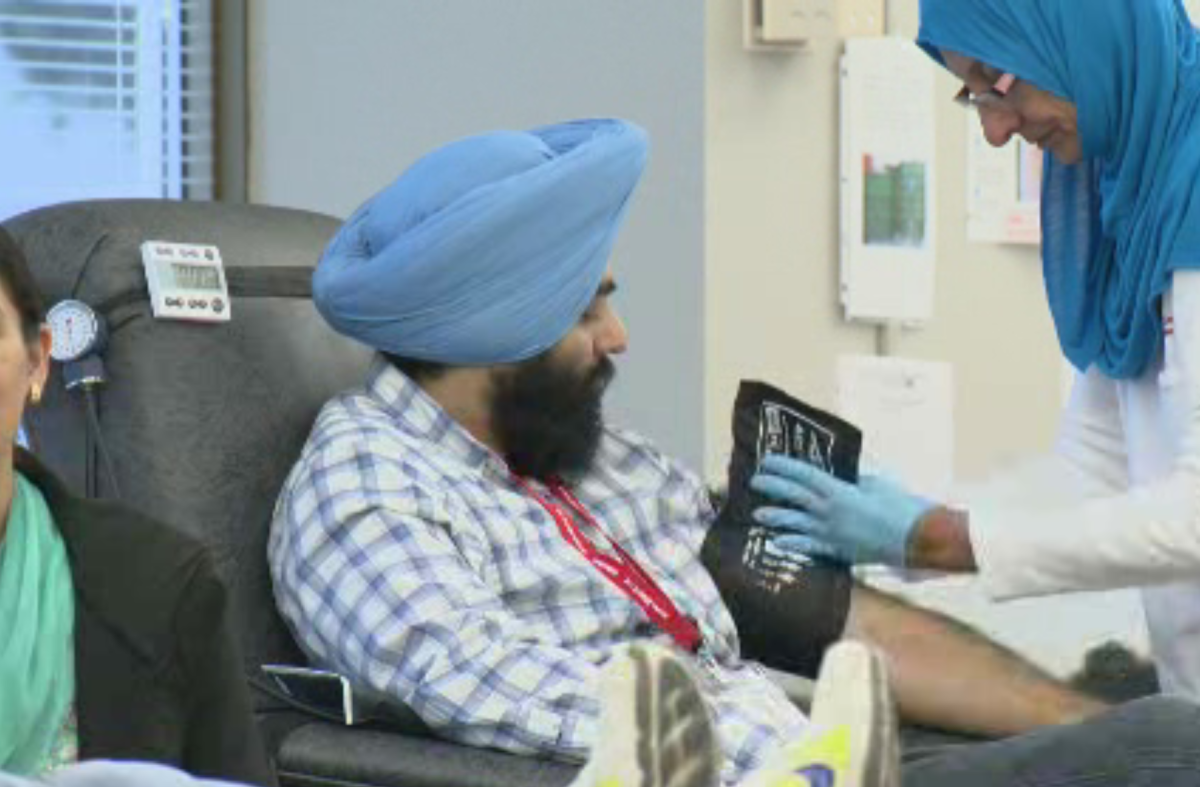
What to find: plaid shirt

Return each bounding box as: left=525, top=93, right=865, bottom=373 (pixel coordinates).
left=269, top=360, right=806, bottom=782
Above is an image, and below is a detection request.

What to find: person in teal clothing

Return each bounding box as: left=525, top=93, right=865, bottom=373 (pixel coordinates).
left=753, top=0, right=1200, bottom=701
left=0, top=448, right=75, bottom=775
left=0, top=227, right=81, bottom=777
left=0, top=227, right=273, bottom=784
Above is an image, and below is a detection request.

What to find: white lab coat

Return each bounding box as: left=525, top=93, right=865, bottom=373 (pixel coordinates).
left=963, top=269, right=1200, bottom=696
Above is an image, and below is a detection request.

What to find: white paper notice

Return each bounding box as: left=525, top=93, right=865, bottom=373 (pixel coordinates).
left=966, top=114, right=1041, bottom=245
left=839, top=38, right=938, bottom=323
left=836, top=355, right=954, bottom=498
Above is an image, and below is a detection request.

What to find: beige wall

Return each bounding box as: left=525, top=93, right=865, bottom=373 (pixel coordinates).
left=704, top=0, right=1065, bottom=485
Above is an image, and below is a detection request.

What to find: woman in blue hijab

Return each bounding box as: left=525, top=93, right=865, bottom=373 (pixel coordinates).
left=753, top=0, right=1200, bottom=698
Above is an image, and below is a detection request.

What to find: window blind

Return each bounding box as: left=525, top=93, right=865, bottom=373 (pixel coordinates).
left=0, top=0, right=214, bottom=221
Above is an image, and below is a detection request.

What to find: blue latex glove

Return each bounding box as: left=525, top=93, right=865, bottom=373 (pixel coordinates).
left=749, top=454, right=934, bottom=566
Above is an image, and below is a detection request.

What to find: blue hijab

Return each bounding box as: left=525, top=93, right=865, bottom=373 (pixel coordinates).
left=314, top=119, right=647, bottom=365
left=919, top=0, right=1200, bottom=378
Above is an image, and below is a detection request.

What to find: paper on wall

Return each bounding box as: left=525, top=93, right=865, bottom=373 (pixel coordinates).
left=836, top=354, right=954, bottom=499
left=966, top=113, right=1041, bottom=245
left=839, top=38, right=938, bottom=323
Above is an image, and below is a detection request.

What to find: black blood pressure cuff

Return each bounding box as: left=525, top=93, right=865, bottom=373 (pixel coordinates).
left=702, top=380, right=859, bottom=678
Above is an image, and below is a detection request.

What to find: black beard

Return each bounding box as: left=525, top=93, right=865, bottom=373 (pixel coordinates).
left=492, top=353, right=615, bottom=483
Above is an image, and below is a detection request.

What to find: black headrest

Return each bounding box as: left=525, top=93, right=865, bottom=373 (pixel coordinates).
left=4, top=199, right=373, bottom=672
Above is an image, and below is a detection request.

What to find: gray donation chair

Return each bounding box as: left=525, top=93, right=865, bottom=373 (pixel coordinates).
left=4, top=199, right=580, bottom=787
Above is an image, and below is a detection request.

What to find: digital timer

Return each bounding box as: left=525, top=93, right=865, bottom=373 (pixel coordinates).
left=140, top=240, right=232, bottom=323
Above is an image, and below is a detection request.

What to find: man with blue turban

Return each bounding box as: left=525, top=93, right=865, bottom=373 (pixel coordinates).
left=312, top=120, right=643, bottom=369
left=270, top=119, right=1200, bottom=787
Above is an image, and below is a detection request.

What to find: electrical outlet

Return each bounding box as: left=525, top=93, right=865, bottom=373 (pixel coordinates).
left=838, top=0, right=886, bottom=37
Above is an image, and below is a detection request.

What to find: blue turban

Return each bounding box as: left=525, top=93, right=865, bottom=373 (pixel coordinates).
left=918, top=0, right=1200, bottom=378
left=313, top=119, right=648, bottom=365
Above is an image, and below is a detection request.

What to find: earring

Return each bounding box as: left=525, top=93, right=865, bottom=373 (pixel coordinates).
left=30, top=384, right=41, bottom=405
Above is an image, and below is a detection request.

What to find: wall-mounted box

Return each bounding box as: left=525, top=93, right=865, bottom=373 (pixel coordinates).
left=743, top=0, right=811, bottom=50
left=743, top=0, right=883, bottom=51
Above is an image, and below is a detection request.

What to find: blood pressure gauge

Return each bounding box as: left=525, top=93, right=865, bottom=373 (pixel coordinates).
left=47, top=299, right=108, bottom=362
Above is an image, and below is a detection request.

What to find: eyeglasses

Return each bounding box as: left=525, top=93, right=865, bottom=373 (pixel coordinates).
left=954, top=72, right=1016, bottom=109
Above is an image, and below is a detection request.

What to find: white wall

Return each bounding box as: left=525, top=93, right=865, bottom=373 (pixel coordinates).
left=703, top=0, right=1064, bottom=485
left=248, top=0, right=708, bottom=468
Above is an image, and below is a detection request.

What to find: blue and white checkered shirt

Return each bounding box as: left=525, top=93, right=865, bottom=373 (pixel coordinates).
left=269, top=360, right=806, bottom=783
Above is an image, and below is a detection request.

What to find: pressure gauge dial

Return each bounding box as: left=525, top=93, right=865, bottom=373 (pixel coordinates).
left=47, top=300, right=107, bottom=362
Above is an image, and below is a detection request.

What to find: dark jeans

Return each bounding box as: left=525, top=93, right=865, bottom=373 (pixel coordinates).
left=903, top=697, right=1200, bottom=787
left=900, top=725, right=984, bottom=765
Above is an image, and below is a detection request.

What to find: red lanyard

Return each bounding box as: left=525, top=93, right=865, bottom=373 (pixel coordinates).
left=513, top=475, right=702, bottom=653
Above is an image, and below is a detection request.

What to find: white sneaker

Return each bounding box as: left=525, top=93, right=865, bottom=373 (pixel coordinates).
left=739, top=640, right=900, bottom=787
left=580, top=643, right=721, bottom=787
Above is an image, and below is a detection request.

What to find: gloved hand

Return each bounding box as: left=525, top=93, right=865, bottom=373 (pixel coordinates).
left=749, top=454, right=934, bottom=566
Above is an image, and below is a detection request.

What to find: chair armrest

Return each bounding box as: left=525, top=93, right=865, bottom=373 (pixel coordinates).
left=276, top=722, right=580, bottom=787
